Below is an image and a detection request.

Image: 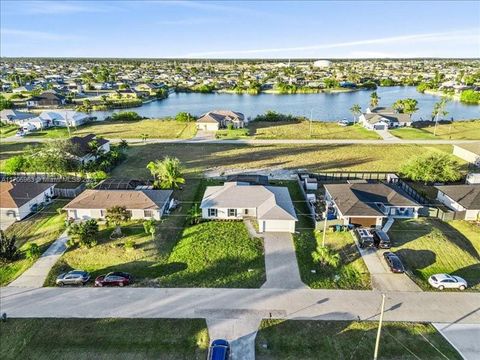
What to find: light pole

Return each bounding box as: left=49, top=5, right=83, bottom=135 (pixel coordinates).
left=373, top=294, right=386, bottom=360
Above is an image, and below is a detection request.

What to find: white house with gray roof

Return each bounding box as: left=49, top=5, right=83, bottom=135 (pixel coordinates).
left=200, top=182, right=297, bottom=233
left=359, top=107, right=412, bottom=130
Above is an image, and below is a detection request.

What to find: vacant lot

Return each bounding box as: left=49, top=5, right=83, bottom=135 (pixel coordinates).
left=275, top=180, right=370, bottom=289
left=0, top=318, right=209, bottom=360
left=0, top=141, right=40, bottom=169
left=111, top=143, right=457, bottom=179
left=255, top=319, right=461, bottom=360
left=389, top=219, right=480, bottom=291
left=1, top=200, right=67, bottom=286
left=25, top=119, right=197, bottom=139
left=250, top=121, right=381, bottom=140
left=0, top=124, right=18, bottom=138
left=390, top=120, right=480, bottom=140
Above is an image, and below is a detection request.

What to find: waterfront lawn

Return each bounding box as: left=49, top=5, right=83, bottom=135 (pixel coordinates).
left=25, top=119, right=197, bottom=139
left=389, top=219, right=480, bottom=291
left=111, top=142, right=458, bottom=179
left=273, top=180, right=370, bottom=289
left=390, top=120, right=480, bottom=140
left=255, top=320, right=461, bottom=360
left=0, top=318, right=209, bottom=360
left=0, top=200, right=68, bottom=286
left=250, top=121, right=381, bottom=140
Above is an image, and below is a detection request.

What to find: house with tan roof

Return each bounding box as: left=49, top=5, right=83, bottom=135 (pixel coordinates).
left=64, top=189, right=173, bottom=221
left=200, top=182, right=297, bottom=233
left=196, top=110, right=245, bottom=131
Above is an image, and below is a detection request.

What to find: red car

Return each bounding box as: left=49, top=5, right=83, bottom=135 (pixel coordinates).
left=94, top=272, right=132, bottom=287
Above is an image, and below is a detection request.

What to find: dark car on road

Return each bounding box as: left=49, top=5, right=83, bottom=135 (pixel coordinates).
left=354, top=228, right=375, bottom=248
left=56, top=270, right=90, bottom=286
left=94, top=272, right=132, bottom=287
left=208, top=339, right=230, bottom=360
left=372, top=229, right=391, bottom=249
left=383, top=252, right=405, bottom=273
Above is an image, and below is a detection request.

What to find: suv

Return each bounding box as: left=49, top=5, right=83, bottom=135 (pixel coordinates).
left=56, top=270, right=90, bottom=286
left=372, top=229, right=391, bottom=249
left=208, top=339, right=230, bottom=360
left=354, top=228, right=374, bottom=248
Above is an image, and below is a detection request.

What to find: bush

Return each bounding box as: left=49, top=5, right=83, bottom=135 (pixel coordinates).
left=400, top=152, right=462, bottom=184
left=460, top=90, right=480, bottom=104
left=175, top=112, right=195, bottom=122
left=227, top=123, right=234, bottom=130
left=124, top=239, right=136, bottom=250
left=253, top=111, right=299, bottom=122
left=110, top=111, right=141, bottom=121
left=25, top=243, right=41, bottom=260
left=3, top=155, right=26, bottom=174
left=0, top=230, right=18, bottom=262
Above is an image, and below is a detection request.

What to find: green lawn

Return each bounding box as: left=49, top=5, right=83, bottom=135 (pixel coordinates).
left=389, top=219, right=480, bottom=291
left=274, top=180, right=371, bottom=289
left=0, top=124, right=19, bottom=138
left=111, top=143, right=459, bottom=179
left=0, top=318, right=209, bottom=360
left=0, top=200, right=68, bottom=286
left=0, top=141, right=40, bottom=170
left=250, top=121, right=381, bottom=140
left=390, top=120, right=480, bottom=140
left=25, top=119, right=197, bottom=139
left=255, top=320, right=461, bottom=360
left=215, top=128, right=249, bottom=139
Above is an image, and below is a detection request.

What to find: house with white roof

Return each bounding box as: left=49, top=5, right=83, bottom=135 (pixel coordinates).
left=200, top=182, right=297, bottom=233
left=39, top=110, right=90, bottom=127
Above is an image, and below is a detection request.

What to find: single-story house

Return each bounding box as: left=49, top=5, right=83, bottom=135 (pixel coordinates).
left=26, top=91, right=66, bottom=107
left=69, top=134, right=110, bottom=164
left=63, top=189, right=173, bottom=221
left=0, top=182, right=55, bottom=221
left=0, top=109, right=35, bottom=124
left=39, top=110, right=90, bottom=127
left=196, top=110, right=245, bottom=131
left=225, top=174, right=269, bottom=186
left=200, top=182, right=298, bottom=233
left=435, top=185, right=480, bottom=221
left=324, top=182, right=421, bottom=227
left=19, top=116, right=51, bottom=131
left=12, top=84, right=35, bottom=93
left=453, top=143, right=480, bottom=167
left=359, top=107, right=412, bottom=130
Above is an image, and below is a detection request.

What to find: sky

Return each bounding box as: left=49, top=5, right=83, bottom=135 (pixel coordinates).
left=1, top=0, right=479, bottom=58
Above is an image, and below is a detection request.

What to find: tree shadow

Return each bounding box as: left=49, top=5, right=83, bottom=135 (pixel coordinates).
left=395, top=249, right=436, bottom=270
left=452, top=263, right=480, bottom=289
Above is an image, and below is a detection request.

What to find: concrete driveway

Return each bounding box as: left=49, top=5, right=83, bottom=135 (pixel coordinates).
left=0, top=217, right=16, bottom=231
left=433, top=323, right=480, bottom=360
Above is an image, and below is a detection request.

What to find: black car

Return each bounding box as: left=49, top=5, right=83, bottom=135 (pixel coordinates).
left=383, top=252, right=405, bottom=273
left=354, top=228, right=375, bottom=248
left=372, top=229, right=391, bottom=249
left=208, top=339, right=230, bottom=360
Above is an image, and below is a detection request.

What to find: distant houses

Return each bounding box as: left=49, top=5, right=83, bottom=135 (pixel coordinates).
left=26, top=91, right=66, bottom=107
left=359, top=107, right=412, bottom=130
left=196, top=110, right=245, bottom=131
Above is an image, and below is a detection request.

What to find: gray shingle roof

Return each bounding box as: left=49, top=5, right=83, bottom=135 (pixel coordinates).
left=436, top=185, right=480, bottom=209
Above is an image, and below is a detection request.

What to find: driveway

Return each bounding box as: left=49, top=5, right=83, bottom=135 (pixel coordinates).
left=433, top=323, right=480, bottom=360
left=375, top=129, right=400, bottom=141
left=0, top=216, right=16, bottom=231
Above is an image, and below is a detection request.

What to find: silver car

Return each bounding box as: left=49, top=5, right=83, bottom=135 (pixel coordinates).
left=56, top=270, right=91, bottom=286
left=428, top=274, right=468, bottom=290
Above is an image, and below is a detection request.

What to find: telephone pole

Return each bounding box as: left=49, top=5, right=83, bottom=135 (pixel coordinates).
left=373, top=294, right=386, bottom=360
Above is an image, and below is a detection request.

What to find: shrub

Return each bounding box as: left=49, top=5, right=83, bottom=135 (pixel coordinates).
left=400, top=152, right=462, bottom=184
left=25, top=243, right=41, bottom=260
left=252, top=111, right=299, bottom=122
left=175, top=112, right=195, bottom=122
left=460, top=90, right=480, bottom=104
left=124, top=239, right=136, bottom=250
left=311, top=245, right=341, bottom=268
left=227, top=123, right=234, bottom=130
left=3, top=155, right=27, bottom=174
left=110, top=111, right=141, bottom=121
left=0, top=230, right=18, bottom=262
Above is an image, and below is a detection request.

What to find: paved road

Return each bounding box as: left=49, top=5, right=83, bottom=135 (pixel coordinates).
left=433, top=323, right=480, bottom=360
left=8, top=230, right=69, bottom=288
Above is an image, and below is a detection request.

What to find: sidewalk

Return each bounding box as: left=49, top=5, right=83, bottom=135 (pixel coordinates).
left=8, top=230, right=69, bottom=288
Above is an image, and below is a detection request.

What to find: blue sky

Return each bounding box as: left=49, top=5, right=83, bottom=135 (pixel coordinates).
left=1, top=0, right=479, bottom=58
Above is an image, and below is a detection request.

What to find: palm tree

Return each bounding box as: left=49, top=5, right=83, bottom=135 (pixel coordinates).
left=187, top=204, right=202, bottom=225
left=349, top=104, right=362, bottom=124
left=311, top=245, right=341, bottom=268
left=432, top=98, right=449, bottom=136
left=141, top=133, right=149, bottom=142
left=147, top=156, right=185, bottom=189
left=370, top=91, right=380, bottom=108
left=106, top=206, right=131, bottom=236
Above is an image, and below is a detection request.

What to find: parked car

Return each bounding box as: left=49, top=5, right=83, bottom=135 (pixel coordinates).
left=354, top=228, right=375, bottom=248
left=372, top=229, right=391, bottom=249
left=383, top=252, right=405, bottom=273
left=208, top=339, right=230, bottom=360
left=56, top=270, right=90, bottom=286
left=428, top=274, right=468, bottom=291
left=94, top=272, right=132, bottom=287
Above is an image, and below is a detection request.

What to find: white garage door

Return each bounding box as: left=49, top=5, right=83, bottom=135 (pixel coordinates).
left=262, top=220, right=295, bottom=233
left=374, top=124, right=386, bottom=130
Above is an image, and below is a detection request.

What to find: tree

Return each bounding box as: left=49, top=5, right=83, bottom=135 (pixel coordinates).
left=400, top=152, right=461, bottom=184
left=143, top=219, right=156, bottom=239
left=460, top=90, right=480, bottom=104
left=0, top=94, right=13, bottom=111
left=147, top=156, right=185, bottom=189
left=25, top=243, right=41, bottom=260
left=118, top=139, right=129, bottom=151
left=311, top=245, right=341, bottom=268
left=141, top=133, right=149, bottom=142
left=106, top=206, right=131, bottom=228
left=349, top=104, right=362, bottom=123
left=370, top=91, right=380, bottom=108
left=3, top=155, right=26, bottom=174
left=393, top=98, right=418, bottom=115
left=432, top=97, right=449, bottom=136
left=0, top=230, right=18, bottom=262
left=68, top=219, right=99, bottom=248
left=187, top=203, right=202, bottom=225
left=175, top=112, right=194, bottom=122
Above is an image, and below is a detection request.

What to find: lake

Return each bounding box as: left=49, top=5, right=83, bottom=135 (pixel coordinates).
left=94, top=86, right=479, bottom=121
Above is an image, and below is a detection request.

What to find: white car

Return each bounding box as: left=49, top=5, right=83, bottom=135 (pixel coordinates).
left=428, top=274, right=467, bottom=290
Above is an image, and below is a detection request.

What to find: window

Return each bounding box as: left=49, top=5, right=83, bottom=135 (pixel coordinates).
left=208, top=208, right=217, bottom=217
left=100, top=210, right=105, bottom=217
left=127, top=210, right=133, bottom=217
left=244, top=209, right=249, bottom=215
left=144, top=210, right=154, bottom=218
left=228, top=209, right=237, bottom=217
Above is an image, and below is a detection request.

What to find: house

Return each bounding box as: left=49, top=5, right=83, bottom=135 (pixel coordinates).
left=200, top=182, right=298, bottom=233
left=63, top=189, right=173, bottom=221
left=225, top=174, right=269, bottom=186
left=69, top=134, right=110, bottom=164
left=26, top=91, right=66, bottom=107
left=19, top=116, right=51, bottom=131
left=12, top=84, right=35, bottom=93
left=359, top=107, right=412, bottom=130
left=324, top=182, right=421, bottom=227
left=0, top=182, right=55, bottom=221
left=196, top=110, right=245, bottom=131
left=134, top=83, right=166, bottom=94
left=453, top=143, right=480, bottom=167
left=435, top=185, right=480, bottom=220
left=0, top=109, right=35, bottom=124
left=39, top=110, right=90, bottom=127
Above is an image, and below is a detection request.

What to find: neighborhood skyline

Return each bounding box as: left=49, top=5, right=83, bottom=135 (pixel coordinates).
left=1, top=0, right=479, bottom=58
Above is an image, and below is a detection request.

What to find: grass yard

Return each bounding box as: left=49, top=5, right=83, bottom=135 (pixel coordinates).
left=0, top=200, right=68, bottom=286
left=0, top=141, right=40, bottom=170
left=274, top=180, right=371, bottom=289
left=25, top=119, right=197, bottom=139
left=390, top=120, right=480, bottom=140
left=111, top=143, right=459, bottom=179
left=250, top=120, right=381, bottom=140
left=0, top=124, right=19, bottom=138
left=255, top=319, right=461, bottom=360
left=215, top=128, right=249, bottom=139
left=0, top=318, right=209, bottom=360
left=389, top=218, right=480, bottom=291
